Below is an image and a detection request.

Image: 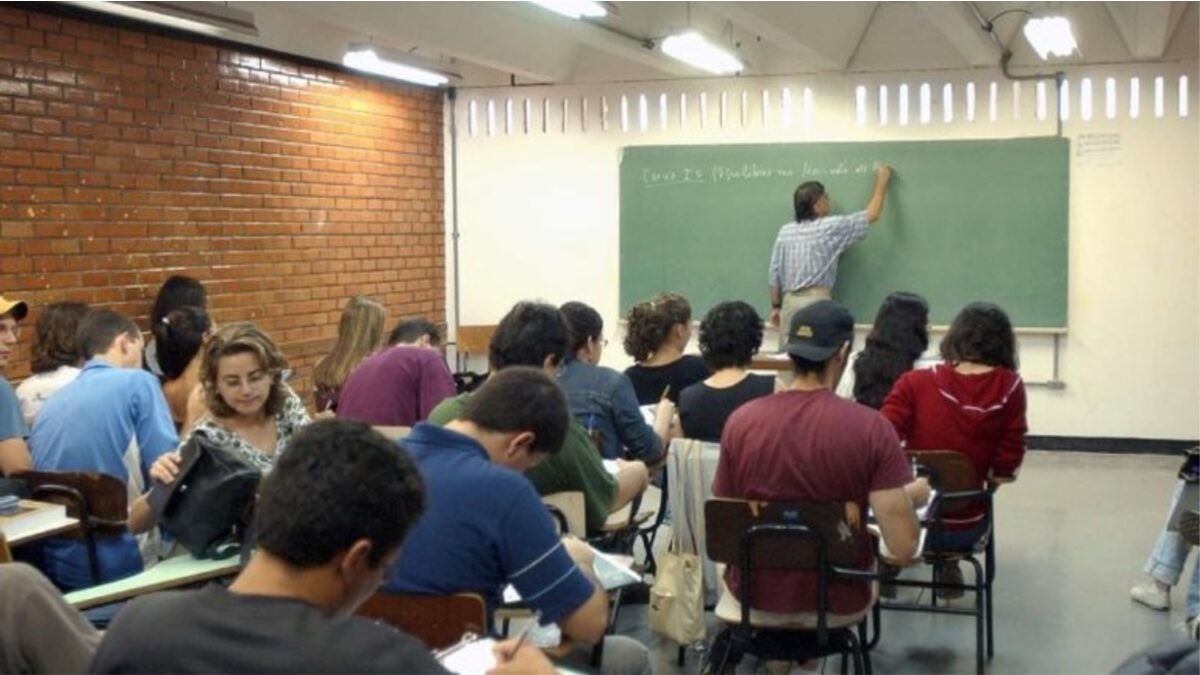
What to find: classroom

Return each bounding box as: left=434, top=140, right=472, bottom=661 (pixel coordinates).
left=0, top=2, right=1197, bottom=674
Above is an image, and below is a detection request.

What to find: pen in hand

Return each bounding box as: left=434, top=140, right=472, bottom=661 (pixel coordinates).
left=502, top=610, right=542, bottom=660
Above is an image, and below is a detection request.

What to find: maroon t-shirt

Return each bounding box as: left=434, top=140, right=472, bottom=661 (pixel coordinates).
left=336, top=346, right=457, bottom=427
left=713, top=388, right=912, bottom=615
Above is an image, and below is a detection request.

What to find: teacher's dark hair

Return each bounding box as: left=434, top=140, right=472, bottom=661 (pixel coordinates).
left=940, top=302, right=1018, bottom=371
left=793, top=181, right=826, bottom=222
left=852, top=292, right=930, bottom=409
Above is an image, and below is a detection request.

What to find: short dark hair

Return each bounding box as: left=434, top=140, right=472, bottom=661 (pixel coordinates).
left=559, top=301, right=603, bottom=354
left=388, top=318, right=443, bottom=346
left=77, top=309, right=140, bottom=358
left=154, top=306, right=212, bottom=381
left=789, top=334, right=854, bottom=377
left=488, top=302, right=570, bottom=371
left=698, top=301, right=763, bottom=370
left=940, top=302, right=1018, bottom=370
left=150, top=275, right=206, bottom=327
left=255, top=419, right=425, bottom=568
left=30, top=302, right=89, bottom=374
left=793, top=181, right=826, bottom=222
left=460, top=367, right=568, bottom=455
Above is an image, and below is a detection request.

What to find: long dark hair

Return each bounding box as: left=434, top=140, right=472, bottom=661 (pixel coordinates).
left=852, top=292, right=930, bottom=409
left=30, top=302, right=89, bottom=374
left=940, top=302, right=1018, bottom=370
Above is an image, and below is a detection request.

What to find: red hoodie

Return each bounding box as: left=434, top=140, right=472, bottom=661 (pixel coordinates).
left=881, top=363, right=1028, bottom=527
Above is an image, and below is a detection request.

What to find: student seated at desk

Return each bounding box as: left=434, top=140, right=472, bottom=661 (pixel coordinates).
left=713, top=301, right=929, bottom=623
left=0, top=563, right=100, bottom=674
left=312, top=295, right=386, bottom=413
left=154, top=306, right=212, bottom=431
left=623, top=292, right=710, bottom=405
left=15, top=301, right=89, bottom=427
left=678, top=301, right=775, bottom=443
left=143, top=275, right=207, bottom=380
left=558, top=301, right=671, bottom=463
left=336, top=318, right=457, bottom=427
left=835, top=291, right=935, bottom=408
left=428, top=302, right=648, bottom=535
left=0, top=293, right=34, bottom=477
left=881, top=301, right=1027, bottom=595
left=388, top=368, right=650, bottom=674
left=30, top=309, right=179, bottom=590
left=91, top=419, right=553, bottom=674
left=145, top=323, right=312, bottom=484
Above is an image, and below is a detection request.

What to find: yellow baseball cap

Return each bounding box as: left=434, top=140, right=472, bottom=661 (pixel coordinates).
left=0, top=295, right=28, bottom=321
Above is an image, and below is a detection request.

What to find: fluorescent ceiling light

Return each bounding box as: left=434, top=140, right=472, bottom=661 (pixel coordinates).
left=63, top=1, right=258, bottom=38
left=661, top=32, right=743, bottom=75
left=1023, top=16, right=1077, bottom=60
left=528, top=1, right=608, bottom=19
left=343, top=46, right=450, bottom=87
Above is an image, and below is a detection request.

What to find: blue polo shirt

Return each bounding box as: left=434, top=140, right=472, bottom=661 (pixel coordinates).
left=30, top=358, right=178, bottom=590
left=386, top=423, right=595, bottom=627
left=0, top=378, right=28, bottom=441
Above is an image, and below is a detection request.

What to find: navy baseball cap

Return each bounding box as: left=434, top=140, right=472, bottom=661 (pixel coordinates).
left=785, top=300, right=855, bottom=361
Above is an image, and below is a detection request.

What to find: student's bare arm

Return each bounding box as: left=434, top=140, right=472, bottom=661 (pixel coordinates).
left=0, top=438, right=32, bottom=476
left=558, top=537, right=609, bottom=644
left=869, top=485, right=920, bottom=561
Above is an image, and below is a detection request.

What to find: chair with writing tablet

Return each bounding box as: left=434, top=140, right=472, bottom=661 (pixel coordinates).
left=877, top=450, right=995, bottom=675
left=356, top=592, right=487, bottom=651
left=704, top=498, right=880, bottom=674
left=17, top=470, right=128, bottom=585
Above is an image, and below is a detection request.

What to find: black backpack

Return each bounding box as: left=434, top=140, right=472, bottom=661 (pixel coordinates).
left=149, top=432, right=262, bottom=559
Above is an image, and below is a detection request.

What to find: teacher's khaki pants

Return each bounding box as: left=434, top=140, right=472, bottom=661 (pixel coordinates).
left=778, top=287, right=833, bottom=350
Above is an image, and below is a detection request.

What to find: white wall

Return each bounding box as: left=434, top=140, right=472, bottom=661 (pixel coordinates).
left=444, top=62, right=1200, bottom=441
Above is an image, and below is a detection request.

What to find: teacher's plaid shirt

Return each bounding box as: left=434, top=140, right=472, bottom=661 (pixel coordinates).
left=768, top=210, right=871, bottom=292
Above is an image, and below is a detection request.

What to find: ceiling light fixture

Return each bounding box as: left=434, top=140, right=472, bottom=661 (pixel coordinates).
left=63, top=1, right=258, bottom=38
left=528, top=1, right=609, bottom=20
left=661, top=32, right=743, bottom=75
left=1022, top=16, right=1078, bottom=60
left=342, top=45, right=451, bottom=87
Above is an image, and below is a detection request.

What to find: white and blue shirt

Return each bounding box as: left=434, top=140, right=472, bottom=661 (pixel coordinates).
left=386, top=423, right=595, bottom=627
left=768, top=210, right=871, bottom=292
left=30, top=358, right=178, bottom=590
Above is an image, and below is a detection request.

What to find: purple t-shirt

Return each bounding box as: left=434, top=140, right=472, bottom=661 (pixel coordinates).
left=336, top=346, right=457, bottom=427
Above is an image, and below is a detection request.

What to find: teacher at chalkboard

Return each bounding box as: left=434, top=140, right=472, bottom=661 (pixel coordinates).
left=768, top=164, right=893, bottom=347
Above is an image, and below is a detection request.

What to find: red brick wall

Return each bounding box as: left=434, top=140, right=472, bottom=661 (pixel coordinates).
left=0, top=6, right=445, bottom=400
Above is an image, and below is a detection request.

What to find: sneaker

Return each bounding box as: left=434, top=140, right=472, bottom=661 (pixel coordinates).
left=935, top=561, right=964, bottom=600
left=1130, top=581, right=1170, bottom=611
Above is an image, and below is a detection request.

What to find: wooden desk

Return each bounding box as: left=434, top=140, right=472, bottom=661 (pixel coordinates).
left=748, top=354, right=792, bottom=372
left=64, top=554, right=240, bottom=609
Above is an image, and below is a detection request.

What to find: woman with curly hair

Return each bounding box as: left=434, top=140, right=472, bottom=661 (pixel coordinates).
left=836, top=292, right=934, bottom=409
left=881, top=301, right=1027, bottom=594
left=15, top=302, right=89, bottom=426
left=312, top=296, right=386, bottom=412
left=622, top=292, right=709, bottom=405
left=678, top=301, right=776, bottom=442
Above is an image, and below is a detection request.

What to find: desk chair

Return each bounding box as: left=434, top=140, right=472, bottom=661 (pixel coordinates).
left=877, top=450, right=994, bottom=675
left=372, top=426, right=412, bottom=442
left=704, top=498, right=879, bottom=675
left=452, top=325, right=496, bottom=379
left=17, top=471, right=128, bottom=585
left=356, top=592, right=487, bottom=651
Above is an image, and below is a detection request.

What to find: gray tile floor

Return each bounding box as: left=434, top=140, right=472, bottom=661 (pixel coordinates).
left=615, top=451, right=1196, bottom=674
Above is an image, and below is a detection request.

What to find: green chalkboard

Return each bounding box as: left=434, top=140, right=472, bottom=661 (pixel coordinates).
left=619, top=138, right=1069, bottom=327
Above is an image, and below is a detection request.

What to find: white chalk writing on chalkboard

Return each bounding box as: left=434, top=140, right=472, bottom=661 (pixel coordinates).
left=641, top=161, right=875, bottom=189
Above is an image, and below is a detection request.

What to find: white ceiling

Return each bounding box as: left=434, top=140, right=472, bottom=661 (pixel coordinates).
left=191, top=2, right=1197, bottom=87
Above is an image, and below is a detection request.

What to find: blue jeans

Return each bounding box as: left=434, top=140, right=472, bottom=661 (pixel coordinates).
left=1145, top=479, right=1199, bottom=618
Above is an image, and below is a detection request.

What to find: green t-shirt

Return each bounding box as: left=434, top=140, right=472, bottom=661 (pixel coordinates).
left=426, top=394, right=618, bottom=533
